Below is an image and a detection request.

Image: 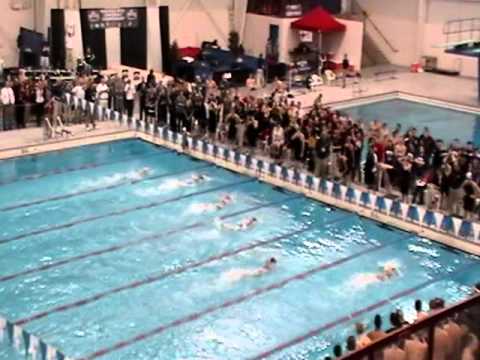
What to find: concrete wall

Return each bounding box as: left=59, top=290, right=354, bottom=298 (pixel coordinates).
left=356, top=0, right=480, bottom=78
left=64, top=9, right=83, bottom=66
left=165, top=0, right=231, bottom=49
left=323, top=18, right=364, bottom=70
left=0, top=1, right=35, bottom=67
left=243, top=14, right=299, bottom=64
left=422, top=0, right=480, bottom=78
left=243, top=14, right=364, bottom=69
left=42, top=0, right=232, bottom=71
left=356, top=0, right=419, bottom=66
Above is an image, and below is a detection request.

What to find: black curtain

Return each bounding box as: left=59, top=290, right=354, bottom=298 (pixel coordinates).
left=50, top=9, right=66, bottom=69
left=159, top=6, right=171, bottom=75
left=121, top=7, right=147, bottom=69
left=80, top=9, right=107, bottom=69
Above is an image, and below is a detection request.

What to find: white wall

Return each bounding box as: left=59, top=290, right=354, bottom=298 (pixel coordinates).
left=64, top=9, right=83, bottom=64
left=147, top=5, right=162, bottom=71
left=323, top=18, right=364, bottom=70
left=356, top=0, right=480, bottom=78
left=243, top=14, right=299, bottom=63
left=105, top=27, right=121, bottom=68
left=165, top=0, right=231, bottom=49
left=42, top=0, right=232, bottom=71
left=243, top=14, right=364, bottom=69
left=0, top=1, right=35, bottom=67
left=422, top=0, right=480, bottom=78
left=356, top=0, right=419, bottom=66
left=77, top=0, right=146, bottom=8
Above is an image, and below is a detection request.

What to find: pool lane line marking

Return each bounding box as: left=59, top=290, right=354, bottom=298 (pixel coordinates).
left=2, top=194, right=304, bottom=285
left=248, top=262, right=474, bottom=360
left=0, top=178, right=256, bottom=245
left=12, top=195, right=305, bottom=326
left=0, top=148, right=171, bottom=188
left=0, top=163, right=214, bottom=212
left=75, top=243, right=390, bottom=360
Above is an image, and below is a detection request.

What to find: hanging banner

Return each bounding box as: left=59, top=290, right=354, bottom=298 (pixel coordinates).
left=299, top=30, right=313, bottom=43
left=88, top=8, right=139, bottom=29
left=285, top=4, right=302, bottom=17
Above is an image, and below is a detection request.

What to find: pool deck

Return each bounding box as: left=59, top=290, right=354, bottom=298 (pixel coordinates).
left=0, top=69, right=480, bottom=257
left=0, top=122, right=132, bottom=160
left=241, top=65, right=480, bottom=109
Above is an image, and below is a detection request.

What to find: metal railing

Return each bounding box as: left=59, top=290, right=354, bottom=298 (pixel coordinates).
left=339, top=293, right=480, bottom=360
left=352, top=0, right=399, bottom=54
left=443, top=18, right=480, bottom=44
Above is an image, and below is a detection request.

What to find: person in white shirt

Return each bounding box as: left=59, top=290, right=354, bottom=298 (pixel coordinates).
left=271, top=123, right=285, bottom=158
left=71, top=83, right=85, bottom=100
left=33, top=80, right=47, bottom=127
left=71, top=80, right=86, bottom=122
left=96, top=77, right=110, bottom=109
left=124, top=79, right=136, bottom=118
left=0, top=81, right=15, bottom=130
left=246, top=74, right=256, bottom=91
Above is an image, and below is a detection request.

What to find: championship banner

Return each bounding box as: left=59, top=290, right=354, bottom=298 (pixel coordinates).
left=87, top=8, right=139, bottom=29
left=285, top=4, right=302, bottom=17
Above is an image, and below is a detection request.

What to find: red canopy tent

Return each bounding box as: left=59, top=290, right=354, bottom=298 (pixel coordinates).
left=291, top=6, right=346, bottom=33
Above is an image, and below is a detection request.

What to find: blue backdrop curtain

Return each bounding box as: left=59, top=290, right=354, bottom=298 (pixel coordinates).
left=80, top=9, right=107, bottom=70
left=120, top=7, right=147, bottom=69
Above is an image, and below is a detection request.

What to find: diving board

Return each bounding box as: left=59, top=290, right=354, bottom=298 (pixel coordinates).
left=445, top=42, right=480, bottom=101
left=433, top=39, right=477, bottom=49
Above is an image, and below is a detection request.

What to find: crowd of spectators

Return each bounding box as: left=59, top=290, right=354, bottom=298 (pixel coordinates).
left=323, top=283, right=480, bottom=359
left=2, top=67, right=480, bottom=222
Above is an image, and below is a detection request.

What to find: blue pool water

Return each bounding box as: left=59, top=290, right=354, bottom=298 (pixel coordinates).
left=340, top=98, right=480, bottom=146
left=0, top=138, right=480, bottom=360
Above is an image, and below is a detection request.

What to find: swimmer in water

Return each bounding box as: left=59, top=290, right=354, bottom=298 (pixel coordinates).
left=375, top=264, right=398, bottom=281
left=352, top=262, right=399, bottom=287
left=136, top=167, right=152, bottom=179
left=222, top=257, right=277, bottom=283
left=195, top=195, right=234, bottom=213
left=215, top=195, right=233, bottom=210
left=255, top=257, right=277, bottom=275
left=181, top=174, right=208, bottom=187
left=219, top=217, right=258, bottom=231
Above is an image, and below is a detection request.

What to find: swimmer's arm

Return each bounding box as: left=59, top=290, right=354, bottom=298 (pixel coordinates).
left=220, top=222, right=239, bottom=231
left=252, top=268, right=266, bottom=277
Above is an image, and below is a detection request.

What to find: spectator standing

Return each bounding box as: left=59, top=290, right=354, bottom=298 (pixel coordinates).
left=147, top=69, right=156, bottom=85
left=315, top=129, right=331, bottom=178
left=12, top=78, right=26, bottom=128
left=367, top=314, right=386, bottom=342
left=112, top=74, right=125, bottom=113
left=448, top=163, right=466, bottom=215
left=342, top=53, right=350, bottom=88
left=207, top=99, right=219, bottom=141
left=71, top=80, right=86, bottom=123
left=0, top=80, right=15, bottom=130
left=33, top=79, right=47, bottom=127
left=364, top=142, right=378, bottom=189
left=462, top=172, right=480, bottom=219
left=124, top=79, right=136, bottom=119
left=96, top=77, right=110, bottom=110
left=157, top=83, right=170, bottom=126
left=355, top=323, right=372, bottom=349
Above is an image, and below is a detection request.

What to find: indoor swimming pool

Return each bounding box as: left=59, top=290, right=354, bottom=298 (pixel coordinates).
left=339, top=98, right=480, bottom=146
left=1, top=138, right=480, bottom=360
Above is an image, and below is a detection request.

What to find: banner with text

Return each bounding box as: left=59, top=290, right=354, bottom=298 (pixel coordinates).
left=88, top=8, right=139, bottom=29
